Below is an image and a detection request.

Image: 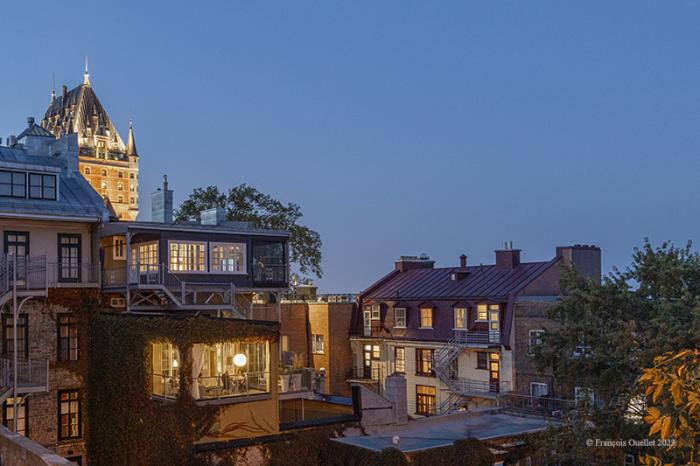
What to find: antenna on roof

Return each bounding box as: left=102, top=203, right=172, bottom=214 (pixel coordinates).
left=83, top=56, right=91, bottom=86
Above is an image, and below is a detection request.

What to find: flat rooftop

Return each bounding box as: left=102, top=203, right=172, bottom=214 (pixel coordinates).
left=333, top=411, right=559, bottom=453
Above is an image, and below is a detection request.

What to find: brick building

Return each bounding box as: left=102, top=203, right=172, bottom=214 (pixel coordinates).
left=349, top=244, right=601, bottom=416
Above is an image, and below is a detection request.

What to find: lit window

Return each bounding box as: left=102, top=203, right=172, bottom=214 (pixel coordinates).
left=281, top=335, right=290, bottom=352
left=477, top=303, right=498, bottom=321
left=371, top=344, right=380, bottom=360
left=113, top=237, right=126, bottom=260
left=394, top=308, right=406, bottom=328
left=101, top=181, right=107, bottom=190
left=152, top=342, right=180, bottom=398
left=312, top=334, right=324, bottom=354
left=169, top=241, right=206, bottom=272
left=130, top=197, right=135, bottom=204
left=132, top=241, right=158, bottom=272
left=210, top=243, right=246, bottom=273
left=420, top=307, right=433, bottom=328
left=416, top=348, right=434, bottom=375
left=416, top=385, right=436, bottom=416
left=454, top=307, right=466, bottom=329
left=58, top=390, right=81, bottom=440
left=394, top=347, right=405, bottom=373
left=3, top=397, right=28, bottom=436
left=130, top=184, right=135, bottom=191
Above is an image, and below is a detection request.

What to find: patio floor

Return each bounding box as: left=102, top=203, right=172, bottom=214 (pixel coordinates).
left=333, top=411, right=560, bottom=453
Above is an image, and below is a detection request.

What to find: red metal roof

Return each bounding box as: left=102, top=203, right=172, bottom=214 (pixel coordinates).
left=362, top=259, right=560, bottom=300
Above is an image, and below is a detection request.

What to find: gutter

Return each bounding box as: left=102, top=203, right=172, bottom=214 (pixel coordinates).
left=0, top=212, right=101, bottom=223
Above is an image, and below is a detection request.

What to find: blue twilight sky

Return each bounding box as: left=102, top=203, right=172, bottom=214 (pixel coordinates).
left=2, top=1, right=699, bottom=292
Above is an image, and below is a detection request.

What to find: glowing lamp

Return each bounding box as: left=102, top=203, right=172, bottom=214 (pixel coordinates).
left=172, top=359, right=178, bottom=369
left=233, top=353, right=247, bottom=367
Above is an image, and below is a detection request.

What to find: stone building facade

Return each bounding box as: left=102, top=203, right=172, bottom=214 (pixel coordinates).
left=40, top=65, right=139, bottom=220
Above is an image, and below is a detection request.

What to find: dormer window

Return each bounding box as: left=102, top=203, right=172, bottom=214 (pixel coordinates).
left=454, top=307, right=466, bottom=329
left=477, top=303, right=498, bottom=322
left=419, top=307, right=433, bottom=329
left=371, top=305, right=380, bottom=320
left=394, top=308, right=406, bottom=328
left=28, top=174, right=56, bottom=200
left=0, top=170, right=26, bottom=198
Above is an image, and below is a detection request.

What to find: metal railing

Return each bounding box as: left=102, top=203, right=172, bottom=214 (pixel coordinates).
left=47, top=262, right=100, bottom=286
left=279, top=368, right=314, bottom=393
left=152, top=374, right=180, bottom=399
left=0, top=355, right=49, bottom=392
left=499, top=393, right=577, bottom=417
left=453, top=329, right=501, bottom=345
left=194, top=371, right=270, bottom=400
left=0, top=255, right=47, bottom=294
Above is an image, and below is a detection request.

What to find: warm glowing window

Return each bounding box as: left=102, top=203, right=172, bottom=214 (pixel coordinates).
left=420, top=307, right=433, bottom=328
left=210, top=242, right=246, bottom=273
left=477, top=303, right=498, bottom=321
left=454, top=307, right=466, bottom=329
left=132, top=241, right=158, bottom=272
left=416, top=348, right=434, bottom=375
left=312, top=334, right=324, bottom=354
left=394, top=347, right=405, bottom=373
left=416, top=385, right=436, bottom=416
left=371, top=344, right=380, bottom=360
left=169, top=241, right=206, bottom=272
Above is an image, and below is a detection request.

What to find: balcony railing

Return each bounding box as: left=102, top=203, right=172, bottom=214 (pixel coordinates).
left=195, top=371, right=270, bottom=400
left=449, top=377, right=511, bottom=395
left=499, top=393, right=577, bottom=417
left=47, top=263, right=100, bottom=287
left=0, top=355, right=49, bottom=393
left=0, top=255, right=47, bottom=295
left=454, top=329, right=501, bottom=345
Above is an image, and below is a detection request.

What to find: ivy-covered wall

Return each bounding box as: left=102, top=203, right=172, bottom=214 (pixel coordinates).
left=84, top=307, right=279, bottom=466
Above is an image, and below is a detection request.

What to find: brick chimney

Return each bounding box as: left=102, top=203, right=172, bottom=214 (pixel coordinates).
left=459, top=254, right=467, bottom=268
left=495, top=241, right=521, bottom=270
left=395, top=254, right=434, bottom=272
left=556, top=244, right=601, bottom=282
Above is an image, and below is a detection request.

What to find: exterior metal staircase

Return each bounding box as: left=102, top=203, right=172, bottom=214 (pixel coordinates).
left=432, top=331, right=510, bottom=415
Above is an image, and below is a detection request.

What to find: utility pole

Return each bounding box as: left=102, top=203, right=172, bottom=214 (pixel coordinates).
left=12, top=255, right=17, bottom=433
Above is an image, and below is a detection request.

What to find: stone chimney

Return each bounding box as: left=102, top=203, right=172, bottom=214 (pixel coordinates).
left=152, top=175, right=174, bottom=223
left=556, top=244, right=601, bottom=283
left=495, top=241, right=521, bottom=270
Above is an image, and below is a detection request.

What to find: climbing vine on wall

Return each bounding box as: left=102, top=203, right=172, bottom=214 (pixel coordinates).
left=71, top=294, right=278, bottom=466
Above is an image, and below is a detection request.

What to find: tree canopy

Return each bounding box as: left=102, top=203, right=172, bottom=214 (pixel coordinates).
left=534, top=239, right=700, bottom=463
left=174, top=185, right=322, bottom=278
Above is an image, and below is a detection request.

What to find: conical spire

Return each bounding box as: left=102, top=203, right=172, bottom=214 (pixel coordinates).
left=83, top=56, right=91, bottom=86
left=126, top=119, right=139, bottom=157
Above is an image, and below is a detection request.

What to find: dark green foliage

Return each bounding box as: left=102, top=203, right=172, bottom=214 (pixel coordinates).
left=373, top=447, right=409, bottom=466
left=265, top=426, right=373, bottom=466
left=174, top=184, right=323, bottom=278
left=85, top=310, right=278, bottom=466
left=533, top=239, right=700, bottom=464
left=412, top=438, right=494, bottom=466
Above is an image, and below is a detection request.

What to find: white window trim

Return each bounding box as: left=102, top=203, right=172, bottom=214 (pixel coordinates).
left=167, top=240, right=208, bottom=274
left=476, top=304, right=493, bottom=322
left=209, top=242, right=247, bottom=275
left=113, top=236, right=126, bottom=260
left=530, top=382, right=548, bottom=397
left=528, top=329, right=546, bottom=353
left=312, top=334, right=325, bottom=354
left=394, top=307, right=406, bottom=328
left=370, top=304, right=381, bottom=320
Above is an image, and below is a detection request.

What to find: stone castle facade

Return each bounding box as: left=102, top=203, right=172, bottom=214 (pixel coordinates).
left=41, top=64, right=139, bottom=220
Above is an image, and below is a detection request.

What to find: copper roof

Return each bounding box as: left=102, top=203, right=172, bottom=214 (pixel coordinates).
left=362, top=259, right=559, bottom=301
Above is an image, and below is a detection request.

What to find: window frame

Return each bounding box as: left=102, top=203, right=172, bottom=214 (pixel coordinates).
left=419, top=307, right=433, bottom=329
left=476, top=303, right=498, bottom=322
left=394, top=307, right=406, bottom=328
left=3, top=397, right=28, bottom=436
left=311, top=334, right=325, bottom=354
left=209, top=242, right=247, bottom=274
left=0, top=170, right=27, bottom=198
left=476, top=351, right=488, bottom=370
left=57, top=389, right=82, bottom=440
left=415, top=384, right=436, bottom=416
left=28, top=173, right=57, bottom=200
left=57, top=233, right=82, bottom=283
left=57, top=314, right=79, bottom=362
left=370, top=304, right=380, bottom=320
left=530, top=382, right=549, bottom=397
left=167, top=240, right=207, bottom=273
left=113, top=237, right=126, bottom=260
left=415, top=348, right=434, bottom=376
left=528, top=329, right=546, bottom=354
left=2, top=314, right=28, bottom=357
left=394, top=347, right=405, bottom=374
left=371, top=344, right=380, bottom=360
left=453, top=307, right=467, bottom=329
left=281, top=335, right=290, bottom=352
